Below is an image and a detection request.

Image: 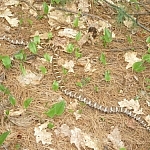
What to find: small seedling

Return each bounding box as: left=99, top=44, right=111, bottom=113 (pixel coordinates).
left=44, top=53, right=51, bottom=62
left=76, top=82, right=83, bottom=88
left=43, top=2, right=49, bottom=15
left=120, top=148, right=126, bottom=150
left=0, top=131, right=10, bottom=146
left=48, top=122, right=54, bottom=129
left=132, top=61, right=145, bottom=72
left=0, top=84, right=10, bottom=95
left=39, top=66, right=47, bottom=74
left=20, top=63, right=26, bottom=75
left=101, top=28, right=112, bottom=47
left=126, top=35, right=132, bottom=44
left=23, top=98, right=32, bottom=109
left=52, top=80, right=59, bottom=91
left=99, top=53, right=106, bottom=65
left=62, top=67, right=68, bottom=75
left=27, top=19, right=33, bottom=25
left=48, top=32, right=53, bottom=40
left=66, top=43, right=74, bottom=53
left=15, top=144, right=21, bottom=150
left=104, top=70, right=111, bottom=81
left=0, top=56, right=12, bottom=69
left=5, top=110, right=9, bottom=116
left=73, top=17, right=79, bottom=27
left=9, top=95, right=16, bottom=106
left=33, top=35, right=40, bottom=45
left=75, top=32, right=82, bottom=41
left=14, top=50, right=26, bottom=61
left=75, top=48, right=82, bottom=59
left=45, top=100, right=65, bottom=118
left=29, top=42, right=37, bottom=54
left=94, top=86, right=99, bottom=92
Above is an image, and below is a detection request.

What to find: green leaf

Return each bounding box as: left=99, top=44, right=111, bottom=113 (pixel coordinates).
left=62, top=67, right=68, bottom=75
left=105, top=70, right=110, bottom=81
left=48, top=122, right=54, bottom=129
left=44, top=53, right=51, bottom=62
left=23, top=98, right=32, bottom=109
left=14, top=50, right=26, bottom=61
left=148, top=48, right=150, bottom=53
left=29, top=42, right=37, bottom=54
left=48, top=32, right=53, bottom=40
left=75, top=32, right=81, bottom=41
left=52, top=80, right=59, bottom=91
left=146, top=36, right=150, bottom=43
left=142, top=54, right=150, bottom=63
left=76, top=82, right=83, bottom=88
left=43, top=2, right=49, bottom=15
left=0, top=131, right=10, bottom=146
left=132, top=61, right=145, bottom=72
left=34, top=36, right=40, bottom=45
left=75, top=49, right=82, bottom=59
left=45, top=100, right=65, bottom=118
left=126, top=35, right=132, bottom=44
left=0, top=84, right=10, bottom=95
left=103, top=28, right=112, bottom=43
left=39, top=66, right=47, bottom=74
left=120, top=148, right=126, bottom=150
left=73, top=17, right=79, bottom=27
left=66, top=43, right=74, bottom=53
left=99, top=53, right=106, bottom=65
left=9, top=95, right=16, bottom=106
left=20, top=63, right=26, bottom=75
left=1, top=56, right=11, bottom=69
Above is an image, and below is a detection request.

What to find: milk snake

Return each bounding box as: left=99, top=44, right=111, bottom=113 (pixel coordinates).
left=0, top=35, right=150, bottom=132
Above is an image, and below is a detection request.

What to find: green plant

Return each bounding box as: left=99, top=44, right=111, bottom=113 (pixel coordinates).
left=66, top=43, right=74, bottom=53
left=76, top=77, right=91, bottom=88
left=75, top=32, right=82, bottom=41
left=94, top=86, right=99, bottom=92
left=99, top=53, right=106, bottom=65
left=120, top=148, right=126, bottom=150
left=44, top=53, right=51, bottom=62
left=39, top=66, right=47, bottom=74
left=101, top=28, right=112, bottom=47
left=126, top=35, right=132, bottom=44
left=45, top=100, right=65, bottom=118
left=104, top=70, right=111, bottom=81
left=0, top=55, right=12, bottom=69
left=20, top=63, right=26, bottom=75
left=73, top=17, right=79, bottom=27
left=0, top=131, right=10, bottom=146
left=48, top=122, right=54, bottom=129
left=23, top=98, right=32, bottom=109
left=52, top=80, right=59, bottom=91
left=9, top=95, right=16, bottom=106
left=43, top=2, right=49, bottom=15
left=62, top=67, right=68, bottom=75
left=48, top=32, right=53, bottom=40
left=0, top=84, right=10, bottom=95
left=14, top=50, right=26, bottom=61
left=75, top=48, right=82, bottom=59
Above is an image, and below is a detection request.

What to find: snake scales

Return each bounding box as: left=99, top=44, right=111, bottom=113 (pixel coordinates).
left=1, top=35, right=150, bottom=132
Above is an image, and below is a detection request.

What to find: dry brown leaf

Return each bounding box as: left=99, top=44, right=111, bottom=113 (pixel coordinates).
left=145, top=115, right=150, bottom=126
left=78, top=0, right=90, bottom=12
left=8, top=108, right=25, bottom=116
left=4, top=0, right=19, bottom=6
left=62, top=60, right=75, bottom=73
left=34, top=122, right=52, bottom=145
left=5, top=16, right=19, bottom=27
left=58, top=28, right=78, bottom=38
left=124, top=52, right=142, bottom=69
left=123, top=17, right=136, bottom=28
left=107, top=126, right=124, bottom=150
left=73, top=110, right=81, bottom=120
left=17, top=70, right=43, bottom=86
left=118, top=99, right=144, bottom=114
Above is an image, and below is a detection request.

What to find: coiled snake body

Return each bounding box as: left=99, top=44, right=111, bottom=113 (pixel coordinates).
left=1, top=35, right=150, bottom=132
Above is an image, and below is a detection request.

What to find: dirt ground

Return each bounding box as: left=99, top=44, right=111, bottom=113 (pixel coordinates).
left=0, top=0, right=150, bottom=150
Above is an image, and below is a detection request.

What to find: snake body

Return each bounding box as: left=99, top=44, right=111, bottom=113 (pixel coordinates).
left=1, top=35, right=150, bottom=132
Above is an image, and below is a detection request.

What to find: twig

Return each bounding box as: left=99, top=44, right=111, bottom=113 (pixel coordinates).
left=102, top=0, right=150, bottom=33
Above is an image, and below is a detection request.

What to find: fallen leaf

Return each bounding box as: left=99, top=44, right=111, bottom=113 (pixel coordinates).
left=34, top=122, right=52, bottom=145
left=73, top=110, right=81, bottom=120
left=118, top=99, right=144, bottom=114
left=107, top=127, right=124, bottom=150
left=124, top=52, right=142, bottom=69
left=17, top=70, right=43, bottom=86
left=58, top=28, right=78, bottom=38
left=145, top=115, right=150, bottom=126
left=67, top=99, right=78, bottom=109
left=123, top=17, right=136, bottom=28
left=7, top=108, right=25, bottom=116
left=78, top=0, right=91, bottom=12
left=4, top=0, right=19, bottom=6
left=5, top=16, right=19, bottom=27
left=62, top=60, right=74, bottom=73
